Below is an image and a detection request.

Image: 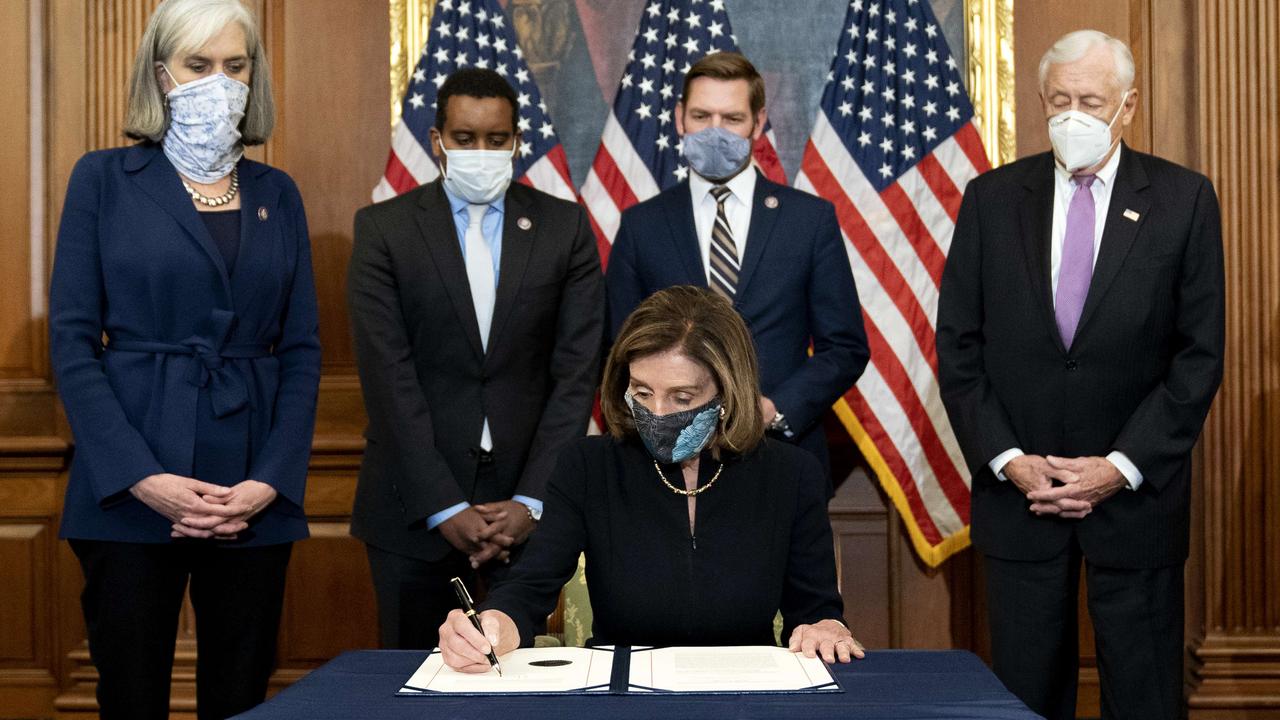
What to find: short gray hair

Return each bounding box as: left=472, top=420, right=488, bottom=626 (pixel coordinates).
left=1038, top=29, right=1135, bottom=94
left=123, top=0, right=274, bottom=145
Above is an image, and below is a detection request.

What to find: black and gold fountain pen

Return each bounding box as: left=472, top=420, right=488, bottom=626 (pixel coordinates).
left=450, top=576, right=503, bottom=676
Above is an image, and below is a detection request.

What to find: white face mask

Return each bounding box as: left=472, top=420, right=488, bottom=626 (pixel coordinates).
left=438, top=144, right=516, bottom=204
left=161, top=66, right=249, bottom=183
left=1046, top=90, right=1130, bottom=173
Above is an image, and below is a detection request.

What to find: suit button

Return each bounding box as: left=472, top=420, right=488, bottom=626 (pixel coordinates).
left=1065, top=360, right=1078, bottom=371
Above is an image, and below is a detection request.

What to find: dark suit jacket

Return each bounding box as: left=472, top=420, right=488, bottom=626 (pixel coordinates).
left=483, top=435, right=844, bottom=647
left=936, top=145, right=1224, bottom=568
left=49, top=144, right=321, bottom=546
left=605, top=172, right=870, bottom=480
left=348, top=180, right=604, bottom=561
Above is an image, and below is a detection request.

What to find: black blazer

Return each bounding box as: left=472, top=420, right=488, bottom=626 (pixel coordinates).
left=605, top=172, right=870, bottom=483
left=936, top=145, right=1224, bottom=568
left=482, top=435, right=845, bottom=647
left=347, top=180, right=605, bottom=560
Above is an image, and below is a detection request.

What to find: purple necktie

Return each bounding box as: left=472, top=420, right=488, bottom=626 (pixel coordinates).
left=1055, top=174, right=1097, bottom=348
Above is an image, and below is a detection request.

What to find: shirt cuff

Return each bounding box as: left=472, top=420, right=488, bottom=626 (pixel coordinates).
left=989, top=448, right=1024, bottom=481
left=425, top=502, right=470, bottom=530
left=1106, top=451, right=1143, bottom=490
left=512, top=495, right=542, bottom=514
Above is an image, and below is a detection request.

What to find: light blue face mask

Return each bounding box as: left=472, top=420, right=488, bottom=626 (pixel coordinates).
left=681, top=126, right=753, bottom=181
left=162, top=66, right=249, bottom=183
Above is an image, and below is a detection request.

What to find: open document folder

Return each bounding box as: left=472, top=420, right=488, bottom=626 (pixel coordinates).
left=397, top=645, right=841, bottom=696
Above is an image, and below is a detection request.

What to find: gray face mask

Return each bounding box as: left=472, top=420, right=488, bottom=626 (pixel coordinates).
left=625, top=392, right=722, bottom=464
left=681, top=126, right=752, bottom=181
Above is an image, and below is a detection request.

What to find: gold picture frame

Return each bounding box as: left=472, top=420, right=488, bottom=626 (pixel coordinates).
left=964, top=0, right=1017, bottom=167
left=387, top=1, right=1016, bottom=167
left=388, top=0, right=437, bottom=131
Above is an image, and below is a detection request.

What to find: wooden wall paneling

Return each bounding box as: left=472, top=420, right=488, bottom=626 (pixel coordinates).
left=274, top=0, right=389, bottom=376
left=829, top=470, right=892, bottom=649
left=0, top=520, right=55, bottom=716
left=1189, top=0, right=1280, bottom=716
left=0, top=0, right=36, bottom=382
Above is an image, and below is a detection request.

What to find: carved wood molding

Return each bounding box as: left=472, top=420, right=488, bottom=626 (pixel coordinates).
left=1190, top=0, right=1280, bottom=715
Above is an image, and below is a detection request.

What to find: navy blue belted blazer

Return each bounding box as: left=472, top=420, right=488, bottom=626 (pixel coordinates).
left=49, top=144, right=321, bottom=546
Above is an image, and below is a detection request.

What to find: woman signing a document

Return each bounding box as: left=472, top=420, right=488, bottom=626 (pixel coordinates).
left=439, top=286, right=863, bottom=671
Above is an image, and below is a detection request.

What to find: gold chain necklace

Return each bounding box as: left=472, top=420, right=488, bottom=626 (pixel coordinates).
left=182, top=167, right=239, bottom=207
left=653, top=460, right=723, bottom=496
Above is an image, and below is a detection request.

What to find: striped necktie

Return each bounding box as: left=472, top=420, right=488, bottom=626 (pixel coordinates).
left=707, top=185, right=740, bottom=298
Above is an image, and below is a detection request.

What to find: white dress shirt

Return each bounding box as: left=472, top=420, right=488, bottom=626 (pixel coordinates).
left=990, top=146, right=1144, bottom=490
left=689, top=167, right=756, bottom=282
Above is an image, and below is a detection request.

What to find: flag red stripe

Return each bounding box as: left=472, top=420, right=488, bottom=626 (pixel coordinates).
left=860, top=312, right=969, bottom=517
left=582, top=195, right=614, bottom=269
left=802, top=142, right=938, bottom=372
left=954, top=122, right=992, bottom=175
left=752, top=135, right=787, bottom=185
left=844, top=387, right=945, bottom=544
left=879, top=182, right=946, bottom=288
left=592, top=146, right=640, bottom=213
left=546, top=144, right=575, bottom=190
left=914, top=154, right=963, bottom=222
left=383, top=152, right=420, bottom=196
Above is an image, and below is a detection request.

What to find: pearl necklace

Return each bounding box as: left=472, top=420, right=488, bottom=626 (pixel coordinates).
left=653, top=460, right=723, bottom=496
left=181, top=167, right=239, bottom=207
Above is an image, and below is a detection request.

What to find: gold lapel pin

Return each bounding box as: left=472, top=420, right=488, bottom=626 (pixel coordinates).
left=764, top=196, right=779, bottom=209
left=258, top=207, right=269, bottom=221
left=1123, top=209, right=1140, bottom=222
left=517, top=217, right=532, bottom=230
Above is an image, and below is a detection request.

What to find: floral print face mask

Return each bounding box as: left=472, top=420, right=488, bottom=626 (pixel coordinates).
left=162, top=66, right=250, bottom=183
left=625, top=391, right=722, bottom=464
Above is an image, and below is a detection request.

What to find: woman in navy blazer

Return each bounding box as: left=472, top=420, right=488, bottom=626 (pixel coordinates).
left=48, top=1, right=319, bottom=718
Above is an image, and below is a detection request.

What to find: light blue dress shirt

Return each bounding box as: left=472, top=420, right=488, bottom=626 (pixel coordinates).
left=426, top=187, right=541, bottom=530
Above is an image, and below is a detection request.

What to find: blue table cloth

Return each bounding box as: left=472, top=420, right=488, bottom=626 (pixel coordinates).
left=234, top=649, right=1040, bottom=719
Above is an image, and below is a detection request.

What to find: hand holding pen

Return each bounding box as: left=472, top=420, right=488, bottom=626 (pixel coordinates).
left=440, top=576, right=509, bottom=675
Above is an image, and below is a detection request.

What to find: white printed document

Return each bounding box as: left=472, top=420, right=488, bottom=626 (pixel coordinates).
left=397, top=645, right=840, bottom=696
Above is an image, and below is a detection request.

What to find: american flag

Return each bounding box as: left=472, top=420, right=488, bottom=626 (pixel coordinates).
left=794, top=0, right=991, bottom=567
left=579, top=0, right=787, bottom=266
left=372, top=0, right=575, bottom=203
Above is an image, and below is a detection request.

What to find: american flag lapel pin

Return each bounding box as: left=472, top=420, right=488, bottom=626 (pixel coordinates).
left=1123, top=209, right=1140, bottom=222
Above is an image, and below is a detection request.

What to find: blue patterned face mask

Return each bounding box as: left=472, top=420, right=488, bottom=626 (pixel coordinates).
left=681, top=126, right=752, bottom=181
left=162, top=67, right=249, bottom=183
left=625, top=392, right=723, bottom=464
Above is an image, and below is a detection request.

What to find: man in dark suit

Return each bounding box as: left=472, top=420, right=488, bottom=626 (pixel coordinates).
left=347, top=69, right=604, bottom=649
left=937, top=30, right=1224, bottom=720
left=605, top=52, right=870, bottom=487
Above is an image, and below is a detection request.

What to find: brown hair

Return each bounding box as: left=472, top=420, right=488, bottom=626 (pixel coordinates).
left=680, top=51, right=766, bottom=117
left=600, top=286, right=765, bottom=454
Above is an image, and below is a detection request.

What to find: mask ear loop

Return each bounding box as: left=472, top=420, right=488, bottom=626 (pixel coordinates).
left=160, top=64, right=181, bottom=107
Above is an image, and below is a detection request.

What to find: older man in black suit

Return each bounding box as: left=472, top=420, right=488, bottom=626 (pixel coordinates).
left=347, top=69, right=604, bottom=650
left=937, top=29, right=1224, bottom=720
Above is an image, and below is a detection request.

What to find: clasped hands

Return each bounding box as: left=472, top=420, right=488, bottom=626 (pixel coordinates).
left=130, top=473, right=277, bottom=540
left=438, top=501, right=536, bottom=569
left=1004, top=454, right=1128, bottom=519
left=439, top=610, right=865, bottom=673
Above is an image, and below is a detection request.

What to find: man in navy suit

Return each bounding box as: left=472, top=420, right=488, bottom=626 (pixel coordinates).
left=606, top=52, right=870, bottom=488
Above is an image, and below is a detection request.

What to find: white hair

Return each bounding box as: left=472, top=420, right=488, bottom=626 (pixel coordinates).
left=1038, top=29, right=1135, bottom=93
left=123, top=0, right=274, bottom=144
